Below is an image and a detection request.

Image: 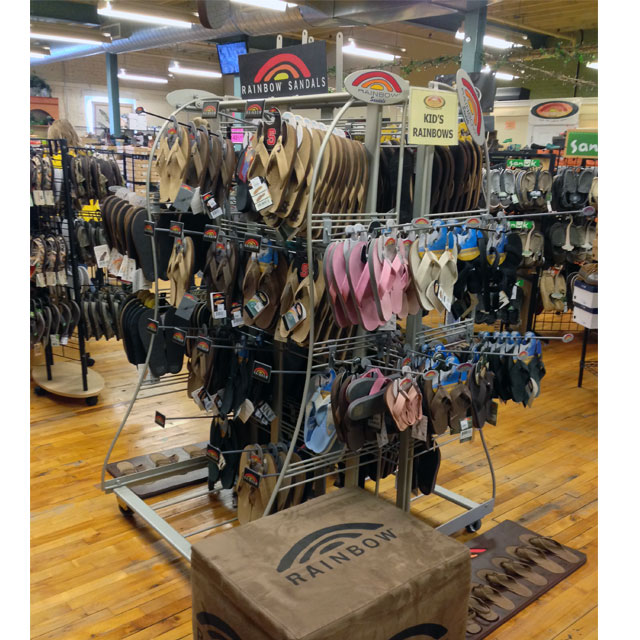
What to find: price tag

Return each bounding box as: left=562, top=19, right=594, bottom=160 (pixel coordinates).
left=191, top=386, right=205, bottom=410
left=459, top=417, right=473, bottom=443
left=252, top=361, right=272, bottom=383
left=50, top=334, right=60, bottom=347
left=155, top=411, right=166, bottom=427
left=124, top=257, right=137, bottom=282
left=132, top=269, right=149, bottom=293
left=412, top=417, right=428, bottom=442
left=169, top=221, right=184, bottom=238
left=33, top=190, right=46, bottom=206
left=93, top=244, right=110, bottom=268
left=231, top=302, right=244, bottom=327
left=36, top=273, right=46, bottom=287
left=45, top=271, right=57, bottom=286
left=259, top=402, right=276, bottom=423
left=210, top=292, right=227, bottom=319
left=57, top=270, right=68, bottom=286
left=203, top=225, right=218, bottom=242
left=237, top=398, right=255, bottom=423
left=60, top=335, right=69, bottom=346
left=435, top=283, right=452, bottom=312
left=108, top=248, right=123, bottom=275
left=44, top=190, right=55, bottom=205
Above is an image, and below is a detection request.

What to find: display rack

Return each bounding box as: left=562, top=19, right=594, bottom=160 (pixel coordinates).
left=31, top=139, right=104, bottom=405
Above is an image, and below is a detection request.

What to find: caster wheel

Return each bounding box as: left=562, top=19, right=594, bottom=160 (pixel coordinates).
left=85, top=396, right=98, bottom=406
left=34, top=386, right=46, bottom=397
left=87, top=358, right=95, bottom=367
left=118, top=504, right=134, bottom=517
left=466, top=520, right=482, bottom=533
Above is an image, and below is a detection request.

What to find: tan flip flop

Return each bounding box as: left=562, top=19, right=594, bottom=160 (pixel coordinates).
left=519, top=534, right=581, bottom=564
left=477, top=569, right=533, bottom=597
left=264, top=123, right=297, bottom=215
left=280, top=125, right=312, bottom=222
left=149, top=453, right=179, bottom=467
left=506, top=545, right=565, bottom=573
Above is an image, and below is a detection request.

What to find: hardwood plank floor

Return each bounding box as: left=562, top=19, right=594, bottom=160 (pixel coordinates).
left=30, top=336, right=598, bottom=639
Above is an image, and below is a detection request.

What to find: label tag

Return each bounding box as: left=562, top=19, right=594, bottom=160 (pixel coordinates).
left=243, top=234, right=262, bottom=253
left=44, top=190, right=55, bottom=205
left=93, top=244, right=110, bottom=268
left=242, top=467, right=261, bottom=488
left=117, top=255, right=129, bottom=279
left=248, top=178, right=273, bottom=211
left=487, top=400, right=499, bottom=426
left=252, top=361, right=272, bottom=383
left=33, top=342, right=42, bottom=356
left=380, top=313, right=397, bottom=331
left=50, top=334, right=60, bottom=347
left=169, top=221, right=184, bottom=238
left=155, top=411, right=166, bottom=427
left=203, top=224, right=218, bottom=242
left=146, top=319, right=159, bottom=334
left=173, top=185, right=194, bottom=213
left=210, top=292, right=227, bottom=319
left=283, top=300, right=307, bottom=331
left=45, top=271, right=57, bottom=286
left=33, top=190, right=46, bottom=206
left=459, top=417, right=473, bottom=443
left=196, top=336, right=212, bottom=353
left=207, top=445, right=221, bottom=464
left=231, top=302, right=244, bottom=327
left=36, top=273, right=46, bottom=287
left=108, top=248, right=123, bottom=275
left=60, top=335, right=69, bottom=346
left=376, top=420, right=389, bottom=447
left=412, top=417, right=428, bottom=442
left=237, top=398, right=255, bottom=423
left=259, top=402, right=276, bottom=423
left=202, top=100, right=219, bottom=119
left=124, top=257, right=137, bottom=283
left=435, top=282, right=452, bottom=311
left=132, top=269, right=150, bottom=293
left=190, top=187, right=204, bottom=214
left=56, top=270, right=68, bottom=286
left=245, top=99, right=265, bottom=119
left=171, top=329, right=186, bottom=345
left=143, top=221, right=155, bottom=236
left=176, top=293, right=198, bottom=320
left=244, top=290, right=269, bottom=320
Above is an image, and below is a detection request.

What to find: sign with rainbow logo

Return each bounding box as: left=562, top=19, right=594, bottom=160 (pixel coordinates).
left=239, top=42, right=327, bottom=99
left=344, top=69, right=409, bottom=105
left=456, top=68, right=485, bottom=146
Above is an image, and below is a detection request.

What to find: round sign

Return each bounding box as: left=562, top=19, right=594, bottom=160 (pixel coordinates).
left=456, top=69, right=485, bottom=146
left=135, top=106, right=145, bottom=114
left=344, top=69, right=409, bottom=105
left=562, top=333, right=575, bottom=343
left=582, top=206, right=596, bottom=217
left=166, top=89, right=218, bottom=109
left=530, top=100, right=579, bottom=120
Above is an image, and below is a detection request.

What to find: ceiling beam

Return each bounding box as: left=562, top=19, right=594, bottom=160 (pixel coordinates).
left=487, top=16, right=576, bottom=43
left=30, top=1, right=99, bottom=25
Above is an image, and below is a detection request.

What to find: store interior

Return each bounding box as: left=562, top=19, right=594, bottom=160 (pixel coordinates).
left=29, top=1, right=599, bottom=639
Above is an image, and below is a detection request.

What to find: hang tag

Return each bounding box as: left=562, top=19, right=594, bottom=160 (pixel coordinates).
left=33, top=342, right=42, bottom=356
left=283, top=300, right=307, bottom=331
left=50, top=334, right=60, bottom=347
left=207, top=445, right=222, bottom=466
left=117, top=255, right=129, bottom=279
left=376, top=421, right=389, bottom=447
left=210, top=292, right=227, bottom=319
left=259, top=402, right=276, bottom=423
left=56, top=270, right=68, bottom=286
left=143, top=221, right=155, bottom=236
left=203, top=225, right=218, bottom=242
left=547, top=199, right=553, bottom=212
left=231, top=302, right=244, bottom=327
left=36, top=273, right=46, bottom=287
left=109, top=248, right=123, bottom=276
left=242, top=467, right=261, bottom=488
left=173, top=185, right=194, bottom=213
left=33, top=190, right=46, bottom=206
left=132, top=269, right=147, bottom=293
left=244, top=290, right=269, bottom=319
left=202, top=391, right=214, bottom=412
left=45, top=271, right=57, bottom=286
left=248, top=179, right=273, bottom=211
left=124, top=257, right=137, bottom=283
left=155, top=411, right=166, bottom=427
left=252, top=361, right=272, bottom=383
left=190, top=187, right=204, bottom=214
left=380, top=313, right=397, bottom=331
left=243, top=234, right=262, bottom=253
left=459, top=417, right=474, bottom=443
left=146, top=319, right=159, bottom=334
left=171, top=329, right=186, bottom=345
left=176, top=293, right=198, bottom=320
left=60, top=335, right=69, bottom=346
left=93, top=244, right=110, bottom=268
left=191, top=386, right=205, bottom=410
left=44, top=190, right=55, bottom=205
left=511, top=194, right=519, bottom=204
left=169, top=221, right=184, bottom=238
left=202, top=100, right=219, bottom=119
left=412, top=417, right=428, bottom=442
left=237, top=398, right=255, bottom=423
left=435, top=283, right=452, bottom=312
left=486, top=401, right=498, bottom=426
left=196, top=336, right=212, bottom=353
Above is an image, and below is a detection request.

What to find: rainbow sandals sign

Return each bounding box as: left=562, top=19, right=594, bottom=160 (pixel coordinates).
left=238, top=42, right=328, bottom=98
left=456, top=68, right=485, bottom=146
left=344, top=69, right=409, bottom=104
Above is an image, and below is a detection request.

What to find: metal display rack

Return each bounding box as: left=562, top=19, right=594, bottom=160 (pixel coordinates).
left=100, top=74, right=509, bottom=561
left=31, top=139, right=105, bottom=405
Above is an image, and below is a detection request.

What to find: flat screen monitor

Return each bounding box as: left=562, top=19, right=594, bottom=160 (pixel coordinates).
left=217, top=41, right=247, bottom=75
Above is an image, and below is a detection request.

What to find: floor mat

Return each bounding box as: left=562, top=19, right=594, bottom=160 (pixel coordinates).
left=465, top=520, right=587, bottom=639
left=106, top=442, right=208, bottom=498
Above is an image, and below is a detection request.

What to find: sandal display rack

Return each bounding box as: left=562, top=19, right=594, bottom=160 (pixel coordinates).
left=100, top=80, right=503, bottom=562
left=31, top=139, right=105, bottom=405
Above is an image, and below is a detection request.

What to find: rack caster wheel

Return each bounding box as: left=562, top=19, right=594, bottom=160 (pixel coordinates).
left=34, top=386, right=46, bottom=397
left=87, top=358, right=95, bottom=367
left=466, top=520, right=482, bottom=533
left=85, top=396, right=98, bottom=406
left=118, top=503, right=134, bottom=517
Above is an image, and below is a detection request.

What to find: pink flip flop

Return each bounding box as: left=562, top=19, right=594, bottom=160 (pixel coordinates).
left=323, top=242, right=350, bottom=328
left=397, top=238, right=419, bottom=318
left=332, top=239, right=360, bottom=325
left=346, top=240, right=381, bottom=331
left=368, top=236, right=396, bottom=322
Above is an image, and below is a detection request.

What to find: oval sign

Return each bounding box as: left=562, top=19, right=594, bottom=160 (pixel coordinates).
left=456, top=68, right=485, bottom=146
left=425, top=94, right=445, bottom=109
left=562, top=333, right=575, bottom=343
left=530, top=100, right=579, bottom=120
left=344, top=69, right=409, bottom=105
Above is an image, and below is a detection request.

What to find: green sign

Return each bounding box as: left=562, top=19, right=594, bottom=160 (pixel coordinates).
left=509, top=220, right=534, bottom=230
left=564, top=129, right=598, bottom=158
left=506, top=158, right=542, bottom=168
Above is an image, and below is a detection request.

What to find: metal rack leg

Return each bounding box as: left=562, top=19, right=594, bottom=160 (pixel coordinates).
left=577, top=327, right=590, bottom=388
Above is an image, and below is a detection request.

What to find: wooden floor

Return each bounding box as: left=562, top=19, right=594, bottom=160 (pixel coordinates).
left=30, top=336, right=598, bottom=639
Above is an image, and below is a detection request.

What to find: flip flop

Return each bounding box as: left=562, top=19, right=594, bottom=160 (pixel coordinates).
left=368, top=236, right=394, bottom=322
left=149, top=453, right=179, bottom=467
left=138, top=308, right=169, bottom=377
left=505, top=545, right=565, bottom=573
left=163, top=307, right=185, bottom=374
left=468, top=595, right=500, bottom=623
left=331, top=240, right=359, bottom=326
left=471, top=583, right=515, bottom=611
left=346, top=241, right=380, bottom=331
left=519, top=534, right=581, bottom=564
left=323, top=242, right=351, bottom=329
left=264, top=123, right=297, bottom=215
left=477, top=569, right=533, bottom=597
left=492, top=557, right=548, bottom=586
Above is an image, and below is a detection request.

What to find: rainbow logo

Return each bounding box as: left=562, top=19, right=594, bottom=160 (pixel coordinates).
left=247, top=103, right=263, bottom=115
left=204, top=228, right=217, bottom=240
left=244, top=237, right=260, bottom=251
left=253, top=365, right=270, bottom=381
left=197, top=339, right=210, bottom=352
left=424, top=95, right=445, bottom=109
left=172, top=331, right=185, bottom=343
left=203, top=104, right=217, bottom=115
left=170, top=224, right=182, bottom=234
left=254, top=53, right=311, bottom=83
left=456, top=68, right=485, bottom=145
left=345, top=69, right=409, bottom=105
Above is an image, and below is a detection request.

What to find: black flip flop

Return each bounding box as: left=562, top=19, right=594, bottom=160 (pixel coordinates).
left=162, top=307, right=185, bottom=374
left=137, top=307, right=168, bottom=376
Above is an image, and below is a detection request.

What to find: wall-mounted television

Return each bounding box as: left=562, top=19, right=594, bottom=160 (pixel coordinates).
left=217, top=41, right=248, bottom=75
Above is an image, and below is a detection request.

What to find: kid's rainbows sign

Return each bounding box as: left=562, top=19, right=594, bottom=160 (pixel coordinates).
left=239, top=42, right=328, bottom=98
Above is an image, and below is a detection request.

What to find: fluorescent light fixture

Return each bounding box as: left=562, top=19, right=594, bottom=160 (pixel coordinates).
left=343, top=40, right=396, bottom=62
left=118, top=70, right=168, bottom=84
left=97, top=1, right=193, bottom=28
left=168, top=61, right=222, bottom=78
left=482, top=65, right=519, bottom=81
left=456, top=30, right=520, bottom=49
left=587, top=61, right=598, bottom=70
left=30, top=31, right=107, bottom=45
left=230, top=0, right=296, bottom=11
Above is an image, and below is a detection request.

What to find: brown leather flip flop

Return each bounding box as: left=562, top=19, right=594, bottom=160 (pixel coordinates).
left=468, top=595, right=499, bottom=623
left=492, top=556, right=548, bottom=586
left=506, top=545, right=565, bottom=573
left=471, top=583, right=515, bottom=611
left=477, top=569, right=533, bottom=597
left=519, top=534, right=581, bottom=564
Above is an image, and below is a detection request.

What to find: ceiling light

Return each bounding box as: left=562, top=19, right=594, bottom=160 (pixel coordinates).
left=168, top=62, right=222, bottom=78
left=587, top=61, right=598, bottom=70
left=118, top=70, right=168, bottom=84
left=456, top=30, right=520, bottom=49
left=30, top=22, right=111, bottom=45
left=98, top=1, right=194, bottom=28
left=342, top=41, right=396, bottom=62
left=481, top=65, right=519, bottom=81
left=230, top=0, right=296, bottom=11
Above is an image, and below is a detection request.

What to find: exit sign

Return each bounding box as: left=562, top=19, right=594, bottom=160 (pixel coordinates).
left=564, top=129, right=598, bottom=158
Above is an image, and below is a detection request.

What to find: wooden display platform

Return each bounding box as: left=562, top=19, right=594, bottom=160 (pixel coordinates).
left=31, top=362, right=104, bottom=400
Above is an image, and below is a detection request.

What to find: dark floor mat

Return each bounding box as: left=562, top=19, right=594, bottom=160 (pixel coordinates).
left=106, top=442, right=208, bottom=498
left=465, top=520, right=587, bottom=639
